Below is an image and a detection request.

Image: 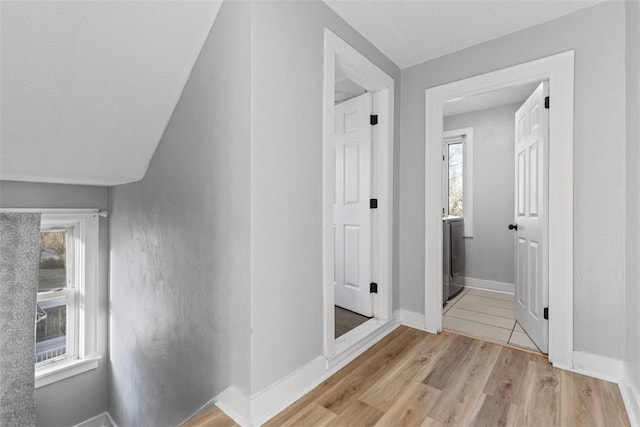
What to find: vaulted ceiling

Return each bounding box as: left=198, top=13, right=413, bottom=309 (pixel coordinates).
left=1, top=1, right=221, bottom=185
left=1, top=1, right=604, bottom=186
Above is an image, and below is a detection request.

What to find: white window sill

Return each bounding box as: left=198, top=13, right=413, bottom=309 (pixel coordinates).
left=35, top=355, right=101, bottom=389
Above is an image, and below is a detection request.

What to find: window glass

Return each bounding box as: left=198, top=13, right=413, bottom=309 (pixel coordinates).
left=36, top=296, right=67, bottom=363
left=38, top=231, right=66, bottom=291
left=36, top=230, right=68, bottom=364
left=448, top=142, right=464, bottom=217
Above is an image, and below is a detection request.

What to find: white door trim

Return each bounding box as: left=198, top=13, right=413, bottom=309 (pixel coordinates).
left=323, top=29, right=395, bottom=359
left=424, top=51, right=574, bottom=368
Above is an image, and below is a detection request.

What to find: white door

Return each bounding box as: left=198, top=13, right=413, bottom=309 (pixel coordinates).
left=334, top=92, right=373, bottom=317
left=514, top=82, right=549, bottom=353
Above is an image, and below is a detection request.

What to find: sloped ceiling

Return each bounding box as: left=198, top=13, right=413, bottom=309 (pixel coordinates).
left=0, top=1, right=222, bottom=186
left=324, top=0, right=604, bottom=68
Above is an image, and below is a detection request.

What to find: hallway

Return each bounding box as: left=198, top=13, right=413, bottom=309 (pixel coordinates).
left=185, top=326, right=629, bottom=426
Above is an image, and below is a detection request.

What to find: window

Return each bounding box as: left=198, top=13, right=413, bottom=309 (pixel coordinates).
left=35, top=212, right=100, bottom=388
left=442, top=128, right=474, bottom=236
left=36, top=229, right=73, bottom=363
left=446, top=141, right=464, bottom=217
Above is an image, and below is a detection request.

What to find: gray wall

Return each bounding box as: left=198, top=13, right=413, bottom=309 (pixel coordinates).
left=400, top=1, right=626, bottom=358
left=109, top=0, right=400, bottom=420
left=108, top=3, right=252, bottom=425
left=0, top=181, right=109, bottom=427
left=249, top=0, right=401, bottom=394
left=625, top=0, right=640, bottom=389
left=444, top=103, right=519, bottom=285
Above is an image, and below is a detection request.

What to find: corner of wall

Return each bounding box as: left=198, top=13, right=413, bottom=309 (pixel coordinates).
left=621, top=362, right=640, bottom=427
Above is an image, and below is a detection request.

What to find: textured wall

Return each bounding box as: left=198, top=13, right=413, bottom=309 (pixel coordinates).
left=400, top=1, right=626, bottom=358
left=444, top=103, right=519, bottom=285
left=108, top=1, right=401, bottom=419
left=108, top=3, right=252, bottom=425
left=0, top=180, right=109, bottom=427
left=249, top=1, right=401, bottom=394
left=625, top=0, right=640, bottom=388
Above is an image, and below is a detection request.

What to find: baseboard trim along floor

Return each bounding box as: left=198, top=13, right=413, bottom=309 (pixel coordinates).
left=73, top=412, right=117, bottom=427
left=196, top=327, right=632, bottom=426
left=213, top=318, right=400, bottom=426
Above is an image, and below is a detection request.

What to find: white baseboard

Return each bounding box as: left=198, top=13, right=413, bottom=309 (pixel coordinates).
left=215, top=319, right=400, bottom=426
left=569, top=351, right=624, bottom=384
left=249, top=356, right=327, bottom=425
left=464, top=277, right=514, bottom=294
left=395, top=309, right=427, bottom=331
left=182, top=396, right=220, bottom=426
left=73, top=412, right=117, bottom=427
left=620, top=363, right=640, bottom=427
left=216, top=386, right=250, bottom=426
left=327, top=318, right=399, bottom=370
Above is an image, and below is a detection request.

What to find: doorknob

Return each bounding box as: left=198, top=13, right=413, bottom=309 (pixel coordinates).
left=508, top=224, right=518, bottom=231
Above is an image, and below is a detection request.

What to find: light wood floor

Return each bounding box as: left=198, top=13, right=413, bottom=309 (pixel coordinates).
left=183, top=326, right=630, bottom=427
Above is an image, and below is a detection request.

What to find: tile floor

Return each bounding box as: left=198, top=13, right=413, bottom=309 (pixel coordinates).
left=443, top=287, right=542, bottom=353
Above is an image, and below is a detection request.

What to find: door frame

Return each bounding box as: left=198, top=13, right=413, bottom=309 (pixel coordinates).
left=424, top=51, right=574, bottom=368
left=323, top=29, right=395, bottom=359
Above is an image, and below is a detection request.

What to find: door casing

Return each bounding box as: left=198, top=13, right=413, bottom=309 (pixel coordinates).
left=424, top=51, right=574, bottom=368
left=323, top=29, right=395, bottom=359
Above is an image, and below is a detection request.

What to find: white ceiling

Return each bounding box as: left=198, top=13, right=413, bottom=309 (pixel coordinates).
left=324, top=0, right=604, bottom=68
left=444, top=82, right=540, bottom=117
left=1, top=1, right=222, bottom=186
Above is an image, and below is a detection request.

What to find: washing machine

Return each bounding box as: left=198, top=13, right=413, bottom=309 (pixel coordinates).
left=443, top=217, right=465, bottom=305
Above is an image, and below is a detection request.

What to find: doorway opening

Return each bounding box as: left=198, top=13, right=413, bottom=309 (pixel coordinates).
left=424, top=51, right=575, bottom=368
left=440, top=82, right=546, bottom=355
left=323, top=29, right=395, bottom=364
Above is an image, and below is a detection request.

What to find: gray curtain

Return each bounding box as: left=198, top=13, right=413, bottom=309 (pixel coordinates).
left=0, top=213, right=41, bottom=426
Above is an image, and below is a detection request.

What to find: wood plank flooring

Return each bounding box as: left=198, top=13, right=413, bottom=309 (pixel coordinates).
left=335, top=306, right=371, bottom=338
left=183, top=326, right=630, bottom=427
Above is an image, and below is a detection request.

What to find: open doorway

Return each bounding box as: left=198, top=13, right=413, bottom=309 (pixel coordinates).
left=323, top=29, right=395, bottom=363
left=333, top=82, right=374, bottom=338
left=424, top=51, right=575, bottom=368
left=440, top=82, right=546, bottom=354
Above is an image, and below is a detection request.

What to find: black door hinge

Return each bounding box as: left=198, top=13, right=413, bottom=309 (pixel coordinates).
left=370, top=282, right=378, bottom=293
left=544, top=307, right=549, bottom=320
left=544, top=96, right=550, bottom=109
left=370, top=114, right=378, bottom=125
left=370, top=198, right=378, bottom=209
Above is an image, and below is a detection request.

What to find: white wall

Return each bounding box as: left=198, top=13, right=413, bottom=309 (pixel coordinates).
left=400, top=1, right=626, bottom=358
left=0, top=181, right=109, bottom=427
left=108, top=3, right=252, bottom=425
left=107, top=0, right=401, bottom=419
left=625, top=0, right=640, bottom=390
left=444, top=103, right=519, bottom=286
left=249, top=0, right=401, bottom=394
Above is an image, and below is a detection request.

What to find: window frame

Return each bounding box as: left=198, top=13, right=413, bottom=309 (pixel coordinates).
left=442, top=127, right=474, bottom=237
left=34, top=212, right=101, bottom=388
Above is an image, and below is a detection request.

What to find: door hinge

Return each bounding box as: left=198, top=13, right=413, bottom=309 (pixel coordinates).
left=370, top=198, right=378, bottom=209
left=370, top=114, right=378, bottom=125
left=544, top=96, right=550, bottom=109
left=370, top=282, right=378, bottom=293
left=443, top=155, right=445, bottom=161
left=544, top=307, right=549, bottom=320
